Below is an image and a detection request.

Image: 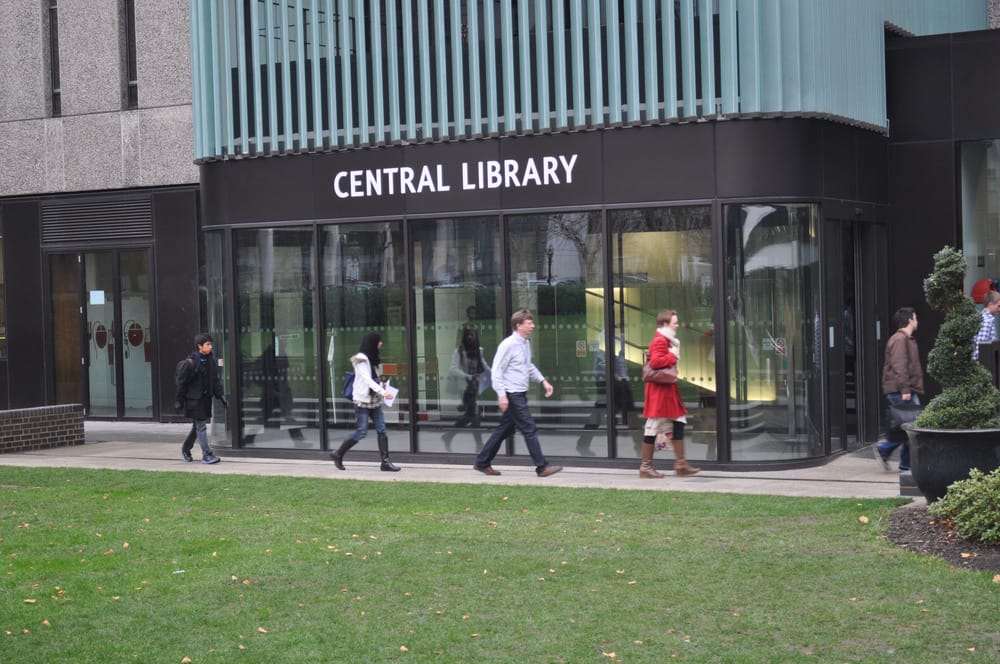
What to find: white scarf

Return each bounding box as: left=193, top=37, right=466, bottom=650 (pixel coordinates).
left=657, top=326, right=680, bottom=361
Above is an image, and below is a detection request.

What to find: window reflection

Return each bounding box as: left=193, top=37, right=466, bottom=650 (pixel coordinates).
left=237, top=228, right=318, bottom=448
left=960, top=140, right=1000, bottom=297
left=322, top=222, right=408, bottom=451
left=507, top=211, right=605, bottom=458
left=725, top=204, right=822, bottom=460
left=609, top=207, right=716, bottom=460
left=409, top=216, right=501, bottom=453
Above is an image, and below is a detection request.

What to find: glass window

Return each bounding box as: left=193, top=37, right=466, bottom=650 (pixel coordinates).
left=205, top=231, right=229, bottom=443
left=609, top=206, right=716, bottom=460
left=725, top=203, right=823, bottom=460
left=237, top=228, right=318, bottom=448
left=960, top=140, right=1000, bottom=297
left=321, top=222, right=408, bottom=451
left=408, top=216, right=502, bottom=452
left=123, top=0, right=138, bottom=109
left=506, top=211, right=605, bottom=458
left=48, top=0, right=61, bottom=117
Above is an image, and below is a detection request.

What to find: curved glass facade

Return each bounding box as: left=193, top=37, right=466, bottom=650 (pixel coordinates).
left=203, top=201, right=826, bottom=464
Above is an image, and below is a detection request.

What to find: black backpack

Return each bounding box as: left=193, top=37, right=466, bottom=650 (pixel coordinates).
left=174, top=357, right=195, bottom=390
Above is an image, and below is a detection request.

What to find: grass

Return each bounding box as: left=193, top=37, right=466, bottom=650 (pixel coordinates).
left=1, top=467, right=997, bottom=663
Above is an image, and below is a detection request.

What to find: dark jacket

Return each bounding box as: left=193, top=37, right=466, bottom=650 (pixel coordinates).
left=176, top=350, right=226, bottom=420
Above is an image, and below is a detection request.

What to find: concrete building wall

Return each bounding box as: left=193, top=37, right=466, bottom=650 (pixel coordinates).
left=0, top=3, right=47, bottom=119
left=0, top=0, right=196, bottom=197
left=991, top=0, right=1000, bottom=28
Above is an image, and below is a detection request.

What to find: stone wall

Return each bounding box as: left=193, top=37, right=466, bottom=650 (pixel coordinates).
left=0, top=0, right=196, bottom=196
left=0, top=405, right=85, bottom=454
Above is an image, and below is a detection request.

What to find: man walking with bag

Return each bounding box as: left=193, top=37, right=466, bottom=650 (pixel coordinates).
left=175, top=333, right=228, bottom=464
left=874, top=307, right=924, bottom=471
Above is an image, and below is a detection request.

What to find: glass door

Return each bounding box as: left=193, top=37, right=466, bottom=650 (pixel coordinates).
left=724, top=204, right=823, bottom=460
left=50, top=250, right=153, bottom=418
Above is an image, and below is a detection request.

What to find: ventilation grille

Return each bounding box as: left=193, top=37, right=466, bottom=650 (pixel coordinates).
left=41, top=198, right=153, bottom=244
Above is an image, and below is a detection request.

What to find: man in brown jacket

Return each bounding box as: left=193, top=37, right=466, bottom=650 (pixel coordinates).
left=875, top=307, right=923, bottom=471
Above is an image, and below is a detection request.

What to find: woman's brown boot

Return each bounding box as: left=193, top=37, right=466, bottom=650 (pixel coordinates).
left=672, top=439, right=700, bottom=476
left=639, top=440, right=665, bottom=478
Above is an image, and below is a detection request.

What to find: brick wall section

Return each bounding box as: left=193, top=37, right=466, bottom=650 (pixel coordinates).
left=0, top=404, right=85, bottom=454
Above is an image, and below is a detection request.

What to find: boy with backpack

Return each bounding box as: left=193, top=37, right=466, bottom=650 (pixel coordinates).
left=175, top=333, right=228, bottom=464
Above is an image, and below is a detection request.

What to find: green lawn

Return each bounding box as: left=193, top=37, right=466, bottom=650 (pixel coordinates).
left=1, top=467, right=996, bottom=662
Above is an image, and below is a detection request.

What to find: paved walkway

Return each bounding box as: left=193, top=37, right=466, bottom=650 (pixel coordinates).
left=0, top=421, right=911, bottom=501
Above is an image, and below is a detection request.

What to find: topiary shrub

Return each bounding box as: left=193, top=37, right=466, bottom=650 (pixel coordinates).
left=915, top=246, right=1000, bottom=429
left=928, top=467, right=1000, bottom=545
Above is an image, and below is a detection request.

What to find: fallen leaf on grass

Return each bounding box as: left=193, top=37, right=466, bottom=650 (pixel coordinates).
left=400, top=645, right=409, bottom=652
left=257, top=627, right=267, bottom=634
left=23, top=598, right=36, bottom=604
left=993, top=574, right=1000, bottom=584
left=182, top=657, right=192, bottom=663
left=858, top=516, right=869, bottom=524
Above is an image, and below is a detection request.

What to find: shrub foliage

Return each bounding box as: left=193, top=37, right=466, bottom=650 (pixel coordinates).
left=916, top=246, right=1000, bottom=428
left=929, top=467, right=1000, bottom=545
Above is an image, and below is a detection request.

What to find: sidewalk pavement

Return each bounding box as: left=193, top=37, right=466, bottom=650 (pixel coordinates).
left=0, top=421, right=913, bottom=501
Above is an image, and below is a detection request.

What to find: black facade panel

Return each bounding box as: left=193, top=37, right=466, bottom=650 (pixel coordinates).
left=714, top=119, right=823, bottom=199
left=951, top=31, right=1000, bottom=140
left=212, top=156, right=318, bottom=225
left=200, top=162, right=228, bottom=226
left=152, top=189, right=201, bottom=417
left=3, top=201, right=46, bottom=407
left=820, top=123, right=857, bottom=201
left=886, top=140, right=956, bottom=394
left=857, top=129, right=889, bottom=206
left=885, top=35, right=952, bottom=143
left=603, top=123, right=715, bottom=202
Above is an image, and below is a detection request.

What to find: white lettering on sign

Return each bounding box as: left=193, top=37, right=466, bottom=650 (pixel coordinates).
left=333, top=154, right=579, bottom=199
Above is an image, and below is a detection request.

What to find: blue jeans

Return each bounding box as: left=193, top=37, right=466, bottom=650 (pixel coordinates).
left=877, top=392, right=920, bottom=470
left=351, top=406, right=386, bottom=441
left=182, top=419, right=211, bottom=455
left=475, top=392, right=549, bottom=473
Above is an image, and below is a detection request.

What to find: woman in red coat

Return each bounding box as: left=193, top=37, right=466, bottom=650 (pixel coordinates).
left=641, top=310, right=700, bottom=478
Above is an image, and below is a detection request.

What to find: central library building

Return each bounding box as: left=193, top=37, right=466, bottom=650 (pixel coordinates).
left=4, top=2, right=1000, bottom=470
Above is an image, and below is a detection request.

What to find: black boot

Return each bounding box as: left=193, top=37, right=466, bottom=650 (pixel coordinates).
left=377, top=433, right=400, bottom=472
left=330, top=438, right=357, bottom=470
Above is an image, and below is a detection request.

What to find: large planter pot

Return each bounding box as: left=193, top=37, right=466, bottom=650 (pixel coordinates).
left=904, top=426, right=1000, bottom=502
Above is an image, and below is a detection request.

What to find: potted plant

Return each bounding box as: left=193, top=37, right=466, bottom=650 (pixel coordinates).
left=905, top=246, right=1000, bottom=502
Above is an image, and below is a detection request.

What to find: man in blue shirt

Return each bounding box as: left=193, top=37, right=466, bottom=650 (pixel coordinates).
left=473, top=309, right=562, bottom=477
left=973, top=290, right=1000, bottom=360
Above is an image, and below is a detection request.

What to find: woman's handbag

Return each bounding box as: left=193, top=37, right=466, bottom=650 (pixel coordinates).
left=642, top=361, right=678, bottom=384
